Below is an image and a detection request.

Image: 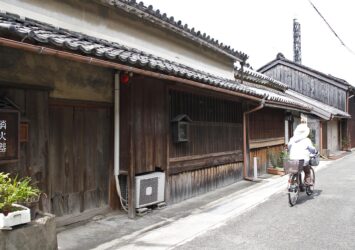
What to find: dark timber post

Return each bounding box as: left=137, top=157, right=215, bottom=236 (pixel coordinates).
left=128, top=81, right=136, bottom=219
left=293, top=19, right=302, bottom=64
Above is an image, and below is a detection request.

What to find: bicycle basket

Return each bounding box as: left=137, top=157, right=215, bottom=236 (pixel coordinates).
left=284, top=159, right=301, bottom=174
left=309, top=154, right=320, bottom=166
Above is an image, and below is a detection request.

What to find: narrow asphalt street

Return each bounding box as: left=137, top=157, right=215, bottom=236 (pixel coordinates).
left=176, top=153, right=355, bottom=250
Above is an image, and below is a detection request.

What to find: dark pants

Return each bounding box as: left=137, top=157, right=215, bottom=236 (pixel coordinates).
left=299, top=160, right=312, bottom=185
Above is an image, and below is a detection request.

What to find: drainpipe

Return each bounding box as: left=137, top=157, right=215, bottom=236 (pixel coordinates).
left=243, top=96, right=267, bottom=181
left=114, top=72, right=128, bottom=212
left=347, top=94, right=354, bottom=113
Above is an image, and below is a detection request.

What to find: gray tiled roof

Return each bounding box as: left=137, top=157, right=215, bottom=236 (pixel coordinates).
left=97, top=0, right=248, bottom=61
left=235, top=65, right=288, bottom=91
left=0, top=12, right=309, bottom=110
left=286, top=90, right=350, bottom=120
left=235, top=63, right=350, bottom=119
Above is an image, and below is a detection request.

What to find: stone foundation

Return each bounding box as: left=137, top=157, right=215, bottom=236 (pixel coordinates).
left=0, top=213, right=57, bottom=250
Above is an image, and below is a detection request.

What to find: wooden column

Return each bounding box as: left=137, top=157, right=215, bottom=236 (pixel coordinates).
left=128, top=82, right=136, bottom=219
left=165, top=86, right=170, bottom=204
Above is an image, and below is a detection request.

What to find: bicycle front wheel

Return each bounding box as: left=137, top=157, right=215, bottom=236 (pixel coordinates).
left=288, top=173, right=299, bottom=206
left=306, top=167, right=315, bottom=196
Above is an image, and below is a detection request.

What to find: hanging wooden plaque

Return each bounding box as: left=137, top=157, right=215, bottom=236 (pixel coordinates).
left=0, top=109, right=20, bottom=163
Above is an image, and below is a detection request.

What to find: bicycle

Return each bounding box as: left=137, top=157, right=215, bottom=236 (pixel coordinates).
left=284, top=157, right=316, bottom=206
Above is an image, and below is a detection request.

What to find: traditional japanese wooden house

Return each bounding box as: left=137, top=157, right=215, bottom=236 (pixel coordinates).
left=234, top=66, right=311, bottom=175
left=258, top=53, right=351, bottom=156
left=0, top=0, right=310, bottom=223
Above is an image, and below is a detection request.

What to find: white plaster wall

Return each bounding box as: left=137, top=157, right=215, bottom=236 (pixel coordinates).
left=0, top=0, right=235, bottom=79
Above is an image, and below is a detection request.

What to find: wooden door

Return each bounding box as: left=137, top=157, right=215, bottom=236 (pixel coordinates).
left=48, top=100, right=112, bottom=216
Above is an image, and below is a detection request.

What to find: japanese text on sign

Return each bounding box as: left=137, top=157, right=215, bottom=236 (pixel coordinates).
left=0, top=120, right=6, bottom=153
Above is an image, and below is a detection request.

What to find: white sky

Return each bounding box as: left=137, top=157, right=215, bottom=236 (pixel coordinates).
left=143, top=0, right=355, bottom=86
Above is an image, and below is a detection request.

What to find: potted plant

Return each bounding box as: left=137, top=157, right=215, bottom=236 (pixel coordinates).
left=0, top=172, right=41, bottom=229
left=341, top=138, right=351, bottom=152
left=267, top=149, right=288, bottom=175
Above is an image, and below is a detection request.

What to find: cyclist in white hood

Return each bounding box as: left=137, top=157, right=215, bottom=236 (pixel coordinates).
left=287, top=119, right=317, bottom=185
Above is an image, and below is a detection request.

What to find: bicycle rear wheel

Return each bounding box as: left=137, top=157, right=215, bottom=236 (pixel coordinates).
left=288, top=173, right=299, bottom=206
left=306, top=167, right=315, bottom=196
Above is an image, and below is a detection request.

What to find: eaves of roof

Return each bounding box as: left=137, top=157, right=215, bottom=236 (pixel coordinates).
left=258, top=57, right=350, bottom=91
left=96, top=0, right=248, bottom=62
left=234, top=66, right=288, bottom=91
left=242, top=81, right=311, bottom=111
left=286, top=90, right=351, bottom=120
left=0, top=12, right=310, bottom=111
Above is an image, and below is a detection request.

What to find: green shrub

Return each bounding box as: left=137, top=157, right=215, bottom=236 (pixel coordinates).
left=0, top=172, right=41, bottom=214
left=268, top=150, right=288, bottom=169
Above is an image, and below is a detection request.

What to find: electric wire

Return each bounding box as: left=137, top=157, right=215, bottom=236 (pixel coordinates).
left=307, top=0, right=355, bottom=56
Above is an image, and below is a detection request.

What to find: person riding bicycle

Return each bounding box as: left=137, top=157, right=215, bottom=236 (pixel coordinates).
left=287, top=118, right=318, bottom=185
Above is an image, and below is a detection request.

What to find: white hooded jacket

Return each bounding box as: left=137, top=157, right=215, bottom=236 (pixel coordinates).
left=288, top=123, right=316, bottom=165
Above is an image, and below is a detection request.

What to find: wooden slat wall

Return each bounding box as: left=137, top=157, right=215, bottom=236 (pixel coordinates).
left=48, top=100, right=111, bottom=216
left=249, top=108, right=284, bottom=140
left=168, top=162, right=243, bottom=204
left=249, top=108, right=285, bottom=175
left=250, top=145, right=284, bottom=175
left=121, top=81, right=244, bottom=205
left=120, top=76, right=167, bottom=174
left=171, top=122, right=242, bottom=158
left=263, top=65, right=346, bottom=111
left=0, top=87, right=50, bottom=211
left=169, top=90, right=243, bottom=158
left=167, top=90, right=244, bottom=203
left=350, top=98, right=355, bottom=148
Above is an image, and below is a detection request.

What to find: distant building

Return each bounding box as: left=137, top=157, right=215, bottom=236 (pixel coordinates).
left=259, top=54, right=351, bottom=156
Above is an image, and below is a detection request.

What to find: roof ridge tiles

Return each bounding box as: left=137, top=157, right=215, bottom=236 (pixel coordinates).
left=98, top=0, right=248, bottom=61
left=234, top=65, right=288, bottom=91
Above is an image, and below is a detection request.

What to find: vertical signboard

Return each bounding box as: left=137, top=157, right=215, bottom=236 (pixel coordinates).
left=0, top=109, right=20, bottom=163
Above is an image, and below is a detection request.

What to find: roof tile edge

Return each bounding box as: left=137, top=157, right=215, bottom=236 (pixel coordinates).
left=97, top=0, right=248, bottom=62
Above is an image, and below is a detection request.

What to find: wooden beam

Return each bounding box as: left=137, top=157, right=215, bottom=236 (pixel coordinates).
left=169, top=151, right=243, bottom=175
left=169, top=150, right=242, bottom=162
left=249, top=137, right=285, bottom=149
left=49, top=98, right=112, bottom=109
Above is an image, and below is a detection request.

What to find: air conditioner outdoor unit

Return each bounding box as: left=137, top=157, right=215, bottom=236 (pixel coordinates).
left=135, top=172, right=165, bottom=208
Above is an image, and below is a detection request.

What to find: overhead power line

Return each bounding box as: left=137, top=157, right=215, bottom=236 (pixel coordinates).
left=308, top=0, right=355, bottom=56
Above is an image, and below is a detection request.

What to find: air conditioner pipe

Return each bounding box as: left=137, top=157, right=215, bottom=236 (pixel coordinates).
left=114, top=71, right=128, bottom=212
